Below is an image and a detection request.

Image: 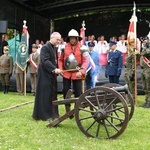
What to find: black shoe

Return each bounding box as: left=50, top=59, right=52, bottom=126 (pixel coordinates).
left=47, top=118, right=54, bottom=123
left=50, top=118, right=59, bottom=127
left=143, top=102, right=150, bottom=108
left=5, top=86, right=9, bottom=93
left=31, top=92, right=35, bottom=96
left=3, top=85, right=6, bottom=94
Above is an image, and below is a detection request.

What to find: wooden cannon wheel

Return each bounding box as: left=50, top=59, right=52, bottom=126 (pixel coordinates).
left=102, top=83, right=134, bottom=121
left=75, top=86, right=129, bottom=139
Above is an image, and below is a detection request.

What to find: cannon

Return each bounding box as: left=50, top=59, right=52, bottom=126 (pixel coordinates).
left=47, top=84, right=135, bottom=139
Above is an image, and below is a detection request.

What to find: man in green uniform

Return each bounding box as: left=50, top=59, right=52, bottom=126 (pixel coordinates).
left=124, top=39, right=136, bottom=100
left=140, top=39, right=150, bottom=108
left=0, top=46, right=13, bottom=94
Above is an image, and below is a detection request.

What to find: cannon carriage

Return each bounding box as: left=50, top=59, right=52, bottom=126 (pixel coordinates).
left=47, top=83, right=135, bottom=139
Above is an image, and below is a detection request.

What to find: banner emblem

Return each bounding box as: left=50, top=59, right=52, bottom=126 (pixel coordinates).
left=18, top=42, right=28, bottom=56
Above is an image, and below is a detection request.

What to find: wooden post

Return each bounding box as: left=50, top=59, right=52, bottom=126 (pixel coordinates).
left=82, top=79, right=85, bottom=93
left=134, top=52, right=137, bottom=105
left=81, top=20, right=86, bottom=94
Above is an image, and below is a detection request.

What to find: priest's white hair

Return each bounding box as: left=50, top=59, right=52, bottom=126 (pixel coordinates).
left=50, top=32, right=61, bottom=38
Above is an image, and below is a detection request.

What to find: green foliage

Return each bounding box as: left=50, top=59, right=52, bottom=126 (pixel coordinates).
left=0, top=93, right=150, bottom=150
left=7, top=29, right=15, bottom=40
left=4, top=29, right=19, bottom=41
left=55, top=8, right=150, bottom=21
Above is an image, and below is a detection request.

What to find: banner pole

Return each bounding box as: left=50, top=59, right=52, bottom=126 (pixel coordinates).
left=82, top=80, right=85, bottom=93
left=80, top=20, right=86, bottom=94
left=134, top=51, right=137, bottom=105
left=24, top=69, right=26, bottom=96
left=14, top=29, right=16, bottom=63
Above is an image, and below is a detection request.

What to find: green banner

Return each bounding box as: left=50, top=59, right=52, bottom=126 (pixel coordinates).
left=8, top=34, right=20, bottom=64
left=16, top=28, right=29, bottom=71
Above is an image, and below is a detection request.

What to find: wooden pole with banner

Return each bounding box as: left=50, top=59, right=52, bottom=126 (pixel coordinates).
left=133, top=3, right=138, bottom=105
left=23, top=20, right=29, bottom=96
left=16, top=20, right=29, bottom=96
left=127, top=2, right=138, bottom=105
left=80, top=20, right=86, bottom=93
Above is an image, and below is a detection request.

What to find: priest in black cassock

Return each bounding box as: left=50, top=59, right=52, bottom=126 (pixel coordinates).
left=32, top=32, right=62, bottom=121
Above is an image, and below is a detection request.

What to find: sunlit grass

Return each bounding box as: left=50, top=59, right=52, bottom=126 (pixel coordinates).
left=0, top=93, right=150, bottom=150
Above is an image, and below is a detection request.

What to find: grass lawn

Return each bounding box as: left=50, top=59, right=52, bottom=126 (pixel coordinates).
left=0, top=92, right=150, bottom=150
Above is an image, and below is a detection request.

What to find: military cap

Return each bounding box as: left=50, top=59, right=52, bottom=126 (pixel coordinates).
left=32, top=44, right=38, bottom=49
left=4, top=46, right=9, bottom=51
left=88, top=42, right=95, bottom=47
left=109, top=41, right=117, bottom=46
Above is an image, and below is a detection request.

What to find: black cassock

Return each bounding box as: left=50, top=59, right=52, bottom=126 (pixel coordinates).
left=32, top=42, right=59, bottom=120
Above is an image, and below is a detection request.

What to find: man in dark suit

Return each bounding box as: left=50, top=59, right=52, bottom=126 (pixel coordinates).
left=105, top=41, right=123, bottom=84
left=32, top=32, right=62, bottom=121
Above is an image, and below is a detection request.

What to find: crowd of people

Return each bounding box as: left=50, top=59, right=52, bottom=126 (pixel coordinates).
left=0, top=29, right=150, bottom=122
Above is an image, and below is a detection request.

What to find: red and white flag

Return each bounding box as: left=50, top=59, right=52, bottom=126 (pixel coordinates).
left=80, top=20, right=86, bottom=46
left=127, top=2, right=137, bottom=47
left=80, top=21, right=96, bottom=72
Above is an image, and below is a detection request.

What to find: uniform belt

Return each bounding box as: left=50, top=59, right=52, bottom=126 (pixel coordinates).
left=0, top=66, right=10, bottom=68
left=108, top=62, right=118, bottom=66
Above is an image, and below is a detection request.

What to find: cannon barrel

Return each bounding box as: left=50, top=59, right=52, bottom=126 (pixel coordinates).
left=111, top=84, right=129, bottom=93
left=53, top=84, right=130, bottom=106
left=94, top=84, right=129, bottom=95
left=96, top=84, right=129, bottom=93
